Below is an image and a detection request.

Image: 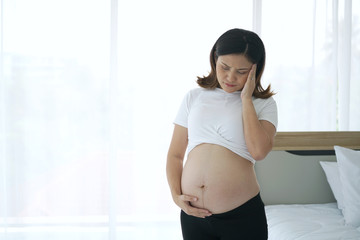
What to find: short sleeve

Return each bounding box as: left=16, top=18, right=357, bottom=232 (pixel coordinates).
left=173, top=91, right=191, bottom=128
left=257, top=97, right=278, bottom=130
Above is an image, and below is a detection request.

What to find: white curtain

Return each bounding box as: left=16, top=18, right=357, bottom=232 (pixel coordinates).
left=0, top=0, right=358, bottom=239
left=261, top=0, right=360, bottom=131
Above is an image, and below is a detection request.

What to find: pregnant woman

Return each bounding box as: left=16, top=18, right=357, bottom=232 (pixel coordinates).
left=166, top=28, right=277, bottom=240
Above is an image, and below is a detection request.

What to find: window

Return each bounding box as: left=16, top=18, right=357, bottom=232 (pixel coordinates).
left=261, top=0, right=360, bottom=131
left=0, top=0, right=359, bottom=239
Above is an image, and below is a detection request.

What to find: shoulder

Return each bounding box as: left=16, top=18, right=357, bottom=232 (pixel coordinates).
left=253, top=96, right=276, bottom=106
left=184, top=87, right=213, bottom=100
left=252, top=96, right=277, bottom=112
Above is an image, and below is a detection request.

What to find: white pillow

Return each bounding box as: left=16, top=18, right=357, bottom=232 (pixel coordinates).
left=334, top=145, right=360, bottom=227
left=319, top=161, right=344, bottom=210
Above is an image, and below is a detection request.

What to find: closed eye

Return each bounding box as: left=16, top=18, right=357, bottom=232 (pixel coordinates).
left=220, top=61, right=250, bottom=74
left=221, top=65, right=230, bottom=70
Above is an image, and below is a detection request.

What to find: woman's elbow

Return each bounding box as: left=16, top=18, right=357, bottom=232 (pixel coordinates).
left=249, top=144, right=273, bottom=161
left=251, top=151, right=268, bottom=161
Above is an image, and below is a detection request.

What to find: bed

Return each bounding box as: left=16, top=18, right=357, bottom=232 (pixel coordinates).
left=255, top=132, right=360, bottom=240
left=266, top=203, right=360, bottom=239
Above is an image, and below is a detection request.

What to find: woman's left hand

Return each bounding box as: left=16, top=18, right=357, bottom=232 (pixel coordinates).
left=241, top=64, right=256, bottom=100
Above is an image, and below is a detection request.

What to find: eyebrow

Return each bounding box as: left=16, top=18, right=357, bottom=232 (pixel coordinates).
left=221, top=61, right=250, bottom=71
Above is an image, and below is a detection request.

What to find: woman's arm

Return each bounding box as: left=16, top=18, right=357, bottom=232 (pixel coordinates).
left=241, top=65, right=276, bottom=161
left=166, top=124, right=188, bottom=202
left=166, top=124, right=212, bottom=218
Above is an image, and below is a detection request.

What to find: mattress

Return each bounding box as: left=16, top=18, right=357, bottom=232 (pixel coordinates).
left=265, top=203, right=360, bottom=240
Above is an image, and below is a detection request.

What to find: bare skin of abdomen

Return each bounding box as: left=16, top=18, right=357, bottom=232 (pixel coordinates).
left=181, top=143, right=260, bottom=214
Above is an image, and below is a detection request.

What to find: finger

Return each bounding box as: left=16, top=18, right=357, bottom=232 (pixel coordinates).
left=180, top=194, right=198, bottom=202
left=251, top=64, right=257, bottom=80
left=246, top=65, right=255, bottom=82
left=186, top=206, right=212, bottom=218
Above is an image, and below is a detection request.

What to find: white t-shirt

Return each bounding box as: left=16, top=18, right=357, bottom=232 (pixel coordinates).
left=174, top=87, right=278, bottom=164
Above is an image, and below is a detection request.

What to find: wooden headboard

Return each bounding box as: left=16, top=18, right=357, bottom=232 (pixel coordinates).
left=255, top=131, right=360, bottom=205
left=273, top=131, right=360, bottom=151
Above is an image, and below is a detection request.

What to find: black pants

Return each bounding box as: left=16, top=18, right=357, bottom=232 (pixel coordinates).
left=180, top=193, right=268, bottom=240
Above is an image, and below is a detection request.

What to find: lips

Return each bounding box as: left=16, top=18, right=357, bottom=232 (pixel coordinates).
left=224, top=83, right=236, bottom=87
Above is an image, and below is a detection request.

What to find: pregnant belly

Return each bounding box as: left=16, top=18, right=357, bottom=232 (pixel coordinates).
left=181, top=144, right=260, bottom=214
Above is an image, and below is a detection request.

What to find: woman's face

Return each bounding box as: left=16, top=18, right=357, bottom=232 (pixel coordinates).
left=215, top=54, right=253, bottom=93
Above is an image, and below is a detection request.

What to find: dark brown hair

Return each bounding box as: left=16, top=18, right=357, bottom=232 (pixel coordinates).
left=197, top=28, right=274, bottom=98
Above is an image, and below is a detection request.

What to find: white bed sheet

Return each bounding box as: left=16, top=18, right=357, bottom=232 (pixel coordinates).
left=265, top=203, right=360, bottom=240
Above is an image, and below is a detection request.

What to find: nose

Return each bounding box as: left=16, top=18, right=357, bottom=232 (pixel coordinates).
left=227, top=71, right=236, bottom=82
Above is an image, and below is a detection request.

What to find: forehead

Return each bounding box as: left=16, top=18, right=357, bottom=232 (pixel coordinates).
left=217, top=54, right=252, bottom=68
